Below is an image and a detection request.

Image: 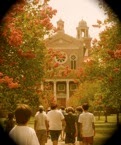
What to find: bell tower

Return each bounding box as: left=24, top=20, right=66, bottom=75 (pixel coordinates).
left=76, top=19, right=92, bottom=57
left=76, top=19, right=89, bottom=39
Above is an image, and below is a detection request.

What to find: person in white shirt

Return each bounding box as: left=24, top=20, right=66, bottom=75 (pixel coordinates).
left=34, top=105, right=48, bottom=145
left=47, top=103, right=65, bottom=145
left=35, top=105, right=46, bottom=116
left=9, top=104, right=40, bottom=145
left=78, top=103, right=95, bottom=145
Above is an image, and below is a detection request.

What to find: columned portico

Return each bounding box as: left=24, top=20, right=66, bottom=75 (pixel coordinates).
left=66, top=81, right=69, bottom=103
left=41, top=81, right=44, bottom=91
left=44, top=79, right=78, bottom=107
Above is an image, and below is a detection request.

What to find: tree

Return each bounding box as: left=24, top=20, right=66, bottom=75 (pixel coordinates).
left=67, top=1, right=121, bottom=125
left=0, top=0, right=57, bottom=113
left=84, top=2, right=121, bottom=124
left=92, top=2, right=121, bottom=124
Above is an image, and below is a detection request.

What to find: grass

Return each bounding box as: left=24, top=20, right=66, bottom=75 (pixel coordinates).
left=93, top=115, right=118, bottom=145
left=94, top=126, right=116, bottom=145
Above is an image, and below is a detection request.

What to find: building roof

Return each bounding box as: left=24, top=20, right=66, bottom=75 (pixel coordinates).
left=79, top=19, right=87, bottom=27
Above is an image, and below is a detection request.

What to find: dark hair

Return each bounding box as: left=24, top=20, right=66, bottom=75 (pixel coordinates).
left=8, top=112, right=14, bottom=120
left=50, top=103, right=58, bottom=110
left=76, top=106, right=83, bottom=112
left=39, top=105, right=44, bottom=113
left=82, top=103, right=89, bottom=111
left=67, top=107, right=74, bottom=113
left=15, top=104, right=32, bottom=125
left=60, top=106, right=65, bottom=110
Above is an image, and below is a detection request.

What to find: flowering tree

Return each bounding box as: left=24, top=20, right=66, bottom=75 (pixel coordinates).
left=0, top=0, right=57, bottom=113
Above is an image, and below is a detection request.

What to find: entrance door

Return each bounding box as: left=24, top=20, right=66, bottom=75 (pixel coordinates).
left=57, top=98, right=66, bottom=107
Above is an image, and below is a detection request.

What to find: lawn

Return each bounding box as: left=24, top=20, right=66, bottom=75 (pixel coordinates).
left=28, top=114, right=119, bottom=145
left=93, top=115, right=118, bottom=145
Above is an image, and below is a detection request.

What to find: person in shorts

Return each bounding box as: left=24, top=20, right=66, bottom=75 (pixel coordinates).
left=78, top=103, right=95, bottom=145
left=34, top=105, right=49, bottom=145
left=47, top=103, right=65, bottom=145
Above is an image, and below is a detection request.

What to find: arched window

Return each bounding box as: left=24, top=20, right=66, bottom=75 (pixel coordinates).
left=70, top=55, right=77, bottom=69
left=81, top=30, right=85, bottom=37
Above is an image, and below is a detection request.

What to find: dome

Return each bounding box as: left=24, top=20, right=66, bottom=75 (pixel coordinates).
left=57, top=19, right=64, bottom=24
left=79, top=19, right=87, bottom=27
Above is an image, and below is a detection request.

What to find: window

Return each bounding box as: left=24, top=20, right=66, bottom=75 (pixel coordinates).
left=70, top=55, right=77, bottom=69
left=55, top=51, right=67, bottom=64
left=81, top=29, right=85, bottom=37
left=57, top=83, right=65, bottom=91
left=70, top=84, right=77, bottom=91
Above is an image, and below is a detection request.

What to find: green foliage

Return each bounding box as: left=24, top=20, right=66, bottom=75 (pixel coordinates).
left=68, top=3, right=121, bottom=122
left=68, top=80, right=101, bottom=110
left=0, top=1, right=56, bottom=113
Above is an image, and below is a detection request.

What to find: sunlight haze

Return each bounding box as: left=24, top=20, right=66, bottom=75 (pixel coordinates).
left=49, top=0, right=107, bottom=39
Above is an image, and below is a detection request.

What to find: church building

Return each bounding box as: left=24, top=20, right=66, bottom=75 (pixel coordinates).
left=43, top=19, right=92, bottom=107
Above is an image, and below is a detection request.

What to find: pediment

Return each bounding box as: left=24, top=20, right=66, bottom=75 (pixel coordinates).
left=45, top=32, right=81, bottom=47
left=48, top=38, right=74, bottom=46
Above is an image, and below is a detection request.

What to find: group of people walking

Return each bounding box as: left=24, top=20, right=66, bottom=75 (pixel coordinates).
left=3, top=102, right=95, bottom=145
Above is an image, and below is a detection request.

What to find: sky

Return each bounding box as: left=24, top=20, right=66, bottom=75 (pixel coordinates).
left=48, top=0, right=107, bottom=39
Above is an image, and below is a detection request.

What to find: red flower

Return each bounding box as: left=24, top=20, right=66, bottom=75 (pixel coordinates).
left=0, top=72, right=3, bottom=77
left=8, top=82, right=19, bottom=89
left=54, top=63, right=59, bottom=68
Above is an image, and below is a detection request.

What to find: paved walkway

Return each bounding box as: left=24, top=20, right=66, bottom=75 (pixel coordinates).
left=46, top=139, right=65, bottom=145
left=46, top=138, right=79, bottom=145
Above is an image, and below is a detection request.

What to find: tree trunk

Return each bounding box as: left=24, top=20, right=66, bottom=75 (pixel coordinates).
left=98, top=110, right=101, bottom=120
left=104, top=110, right=108, bottom=123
